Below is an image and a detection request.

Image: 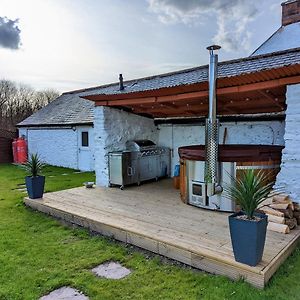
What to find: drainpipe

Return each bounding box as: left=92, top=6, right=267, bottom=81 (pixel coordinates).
left=205, top=45, right=222, bottom=196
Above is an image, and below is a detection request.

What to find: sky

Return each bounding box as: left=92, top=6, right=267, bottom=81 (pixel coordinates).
left=0, top=0, right=283, bottom=93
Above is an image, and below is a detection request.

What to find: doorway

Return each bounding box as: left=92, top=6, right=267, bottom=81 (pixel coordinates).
left=78, top=127, right=93, bottom=171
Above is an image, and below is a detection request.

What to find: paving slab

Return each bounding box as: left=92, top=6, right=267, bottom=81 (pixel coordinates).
left=16, top=188, right=27, bottom=191
left=92, top=261, right=131, bottom=279
left=40, top=286, right=89, bottom=300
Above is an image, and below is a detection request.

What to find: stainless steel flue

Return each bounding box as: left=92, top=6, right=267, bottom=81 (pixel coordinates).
left=205, top=45, right=222, bottom=196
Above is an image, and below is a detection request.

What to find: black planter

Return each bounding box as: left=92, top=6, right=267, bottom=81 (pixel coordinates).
left=228, top=211, right=268, bottom=266
left=25, top=176, right=45, bottom=199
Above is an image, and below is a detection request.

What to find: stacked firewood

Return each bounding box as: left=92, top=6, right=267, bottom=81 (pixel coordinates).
left=259, top=195, right=300, bottom=234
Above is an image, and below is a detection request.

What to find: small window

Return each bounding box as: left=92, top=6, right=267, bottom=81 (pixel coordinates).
left=81, top=131, right=89, bottom=147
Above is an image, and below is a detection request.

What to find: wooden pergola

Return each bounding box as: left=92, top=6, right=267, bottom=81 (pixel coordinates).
left=82, top=50, right=300, bottom=118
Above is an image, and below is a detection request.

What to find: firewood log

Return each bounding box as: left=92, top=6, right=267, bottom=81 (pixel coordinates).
left=293, top=211, right=300, bottom=225
left=273, top=195, right=290, bottom=204
left=267, top=222, right=290, bottom=234
left=293, top=202, right=300, bottom=212
left=270, top=203, right=289, bottom=210
left=285, top=218, right=297, bottom=230
left=259, top=207, right=284, bottom=217
left=271, top=195, right=295, bottom=210
left=278, top=207, right=294, bottom=219
left=266, top=214, right=285, bottom=224
left=293, top=211, right=300, bottom=218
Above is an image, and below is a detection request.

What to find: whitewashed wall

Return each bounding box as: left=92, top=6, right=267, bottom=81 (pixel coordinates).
left=158, top=121, right=285, bottom=175
left=94, top=106, right=158, bottom=186
left=19, top=126, right=94, bottom=170
left=276, top=84, right=300, bottom=200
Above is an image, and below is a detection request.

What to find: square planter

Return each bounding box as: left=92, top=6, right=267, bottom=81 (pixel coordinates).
left=229, top=211, right=268, bottom=266
left=25, top=176, right=45, bottom=199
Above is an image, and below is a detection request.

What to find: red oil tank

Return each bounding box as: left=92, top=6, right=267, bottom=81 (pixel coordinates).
left=16, top=137, right=28, bottom=163
left=12, top=138, right=18, bottom=163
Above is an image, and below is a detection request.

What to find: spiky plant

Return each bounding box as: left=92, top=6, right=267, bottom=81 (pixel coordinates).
left=225, top=169, right=276, bottom=220
left=23, top=153, right=45, bottom=177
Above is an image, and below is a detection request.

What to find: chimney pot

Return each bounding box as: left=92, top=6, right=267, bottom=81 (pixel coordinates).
left=119, top=73, right=124, bottom=90
left=281, top=0, right=300, bottom=26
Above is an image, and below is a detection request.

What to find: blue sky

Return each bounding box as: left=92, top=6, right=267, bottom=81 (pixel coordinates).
left=0, top=0, right=282, bottom=92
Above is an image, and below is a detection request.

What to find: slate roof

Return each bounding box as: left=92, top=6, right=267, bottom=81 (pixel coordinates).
left=252, top=23, right=300, bottom=56
left=18, top=47, right=300, bottom=127
left=76, top=47, right=300, bottom=98
left=17, top=93, right=94, bottom=127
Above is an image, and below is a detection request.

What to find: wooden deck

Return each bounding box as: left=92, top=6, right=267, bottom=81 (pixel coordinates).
left=24, top=179, right=300, bottom=288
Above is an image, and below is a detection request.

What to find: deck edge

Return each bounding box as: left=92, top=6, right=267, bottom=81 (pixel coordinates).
left=24, top=197, right=270, bottom=288
left=261, top=229, right=300, bottom=285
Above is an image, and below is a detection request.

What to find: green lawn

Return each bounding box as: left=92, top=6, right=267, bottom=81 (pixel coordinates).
left=0, top=163, right=300, bottom=300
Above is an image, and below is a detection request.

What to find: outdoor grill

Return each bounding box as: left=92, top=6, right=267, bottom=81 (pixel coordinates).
left=108, top=140, right=170, bottom=189
left=126, top=140, right=167, bottom=155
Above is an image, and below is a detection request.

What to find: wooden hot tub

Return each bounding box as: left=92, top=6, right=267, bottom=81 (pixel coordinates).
left=178, top=144, right=284, bottom=211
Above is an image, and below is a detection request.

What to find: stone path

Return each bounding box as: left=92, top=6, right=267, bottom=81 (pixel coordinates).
left=40, top=287, right=89, bottom=300
left=92, top=261, right=131, bottom=279
left=16, top=187, right=27, bottom=191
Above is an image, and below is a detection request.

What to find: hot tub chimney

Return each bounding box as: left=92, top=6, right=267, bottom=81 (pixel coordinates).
left=205, top=45, right=222, bottom=196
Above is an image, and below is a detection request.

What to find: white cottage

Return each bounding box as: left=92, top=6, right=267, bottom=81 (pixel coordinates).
left=18, top=93, right=95, bottom=171
left=18, top=0, right=300, bottom=200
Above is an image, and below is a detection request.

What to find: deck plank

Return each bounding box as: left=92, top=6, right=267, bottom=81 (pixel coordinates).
left=24, top=179, right=300, bottom=288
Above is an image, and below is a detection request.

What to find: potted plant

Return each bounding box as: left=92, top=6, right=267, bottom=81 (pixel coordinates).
left=23, top=153, right=45, bottom=199
left=226, top=169, right=275, bottom=266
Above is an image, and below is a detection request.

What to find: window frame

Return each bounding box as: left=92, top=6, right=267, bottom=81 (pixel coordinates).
left=81, top=131, right=89, bottom=147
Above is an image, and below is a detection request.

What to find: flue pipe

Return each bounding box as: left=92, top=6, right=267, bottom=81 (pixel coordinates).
left=119, top=74, right=124, bottom=90
left=205, top=45, right=222, bottom=196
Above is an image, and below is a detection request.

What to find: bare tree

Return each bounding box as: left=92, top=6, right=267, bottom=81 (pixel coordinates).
left=0, top=79, right=59, bottom=132
left=34, top=89, right=59, bottom=109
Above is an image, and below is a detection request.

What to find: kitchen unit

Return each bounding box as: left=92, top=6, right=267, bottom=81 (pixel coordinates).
left=108, top=140, right=170, bottom=189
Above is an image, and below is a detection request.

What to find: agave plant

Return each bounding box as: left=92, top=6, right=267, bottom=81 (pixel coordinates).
left=23, top=153, right=45, bottom=177
left=225, top=169, right=277, bottom=220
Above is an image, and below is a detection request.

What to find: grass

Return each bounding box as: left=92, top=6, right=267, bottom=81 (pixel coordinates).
left=0, top=163, right=300, bottom=300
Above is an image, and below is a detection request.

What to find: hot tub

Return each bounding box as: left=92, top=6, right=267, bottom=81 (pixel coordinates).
left=178, top=145, right=283, bottom=212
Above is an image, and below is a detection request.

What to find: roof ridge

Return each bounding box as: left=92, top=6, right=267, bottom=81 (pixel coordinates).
left=63, top=47, right=300, bottom=96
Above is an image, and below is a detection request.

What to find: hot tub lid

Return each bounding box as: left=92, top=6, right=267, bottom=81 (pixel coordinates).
left=178, top=144, right=284, bottom=162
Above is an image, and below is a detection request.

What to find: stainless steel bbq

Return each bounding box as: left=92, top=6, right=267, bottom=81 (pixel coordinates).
left=109, top=140, right=170, bottom=189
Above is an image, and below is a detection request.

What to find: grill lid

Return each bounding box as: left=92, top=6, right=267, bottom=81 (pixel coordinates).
left=126, top=140, right=156, bottom=151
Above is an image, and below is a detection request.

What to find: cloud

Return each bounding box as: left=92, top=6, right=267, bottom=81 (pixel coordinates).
left=0, top=17, right=21, bottom=50
left=147, top=0, right=258, bottom=51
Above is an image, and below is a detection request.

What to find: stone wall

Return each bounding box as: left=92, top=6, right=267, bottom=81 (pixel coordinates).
left=275, top=83, right=300, bottom=200
left=94, top=106, right=158, bottom=186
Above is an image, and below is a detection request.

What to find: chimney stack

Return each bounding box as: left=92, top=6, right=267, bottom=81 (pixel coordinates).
left=282, top=0, right=300, bottom=26
left=119, top=74, right=124, bottom=90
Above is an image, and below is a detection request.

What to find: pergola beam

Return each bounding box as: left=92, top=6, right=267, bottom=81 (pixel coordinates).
left=94, top=75, right=300, bottom=107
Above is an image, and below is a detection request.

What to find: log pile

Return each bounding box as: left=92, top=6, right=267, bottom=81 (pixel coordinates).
left=259, top=195, right=300, bottom=234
